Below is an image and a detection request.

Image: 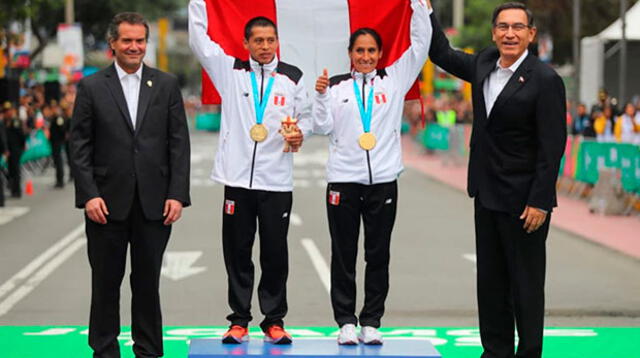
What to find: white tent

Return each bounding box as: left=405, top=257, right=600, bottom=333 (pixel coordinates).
left=580, top=1, right=640, bottom=106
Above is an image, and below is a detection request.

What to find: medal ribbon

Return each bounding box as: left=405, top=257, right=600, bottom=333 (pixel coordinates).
left=250, top=71, right=275, bottom=125
left=353, top=78, right=375, bottom=133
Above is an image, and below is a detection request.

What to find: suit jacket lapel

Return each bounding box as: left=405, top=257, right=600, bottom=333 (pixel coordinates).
left=476, top=49, right=499, bottom=124
left=135, top=66, right=155, bottom=136
left=487, top=53, right=535, bottom=124
left=104, top=64, right=134, bottom=133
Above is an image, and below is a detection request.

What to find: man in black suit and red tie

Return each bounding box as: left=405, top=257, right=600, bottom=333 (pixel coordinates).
left=428, top=2, right=567, bottom=358
left=71, top=12, right=190, bottom=358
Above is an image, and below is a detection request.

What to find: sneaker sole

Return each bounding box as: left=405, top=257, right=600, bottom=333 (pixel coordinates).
left=264, top=336, right=292, bottom=345
left=222, top=335, right=249, bottom=344
left=338, top=339, right=358, bottom=345
left=359, top=338, right=383, bottom=345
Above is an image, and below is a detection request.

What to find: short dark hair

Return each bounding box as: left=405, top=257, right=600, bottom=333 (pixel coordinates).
left=348, top=28, right=383, bottom=52
left=244, top=16, right=278, bottom=40
left=108, top=12, right=150, bottom=42
left=492, top=2, right=534, bottom=27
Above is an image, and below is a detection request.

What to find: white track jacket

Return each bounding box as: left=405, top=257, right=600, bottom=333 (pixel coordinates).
left=189, top=0, right=311, bottom=192
left=313, top=0, right=432, bottom=185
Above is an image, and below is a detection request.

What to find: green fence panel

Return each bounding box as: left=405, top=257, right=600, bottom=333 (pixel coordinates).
left=422, top=123, right=450, bottom=151
left=195, top=112, right=221, bottom=132
left=20, top=129, right=52, bottom=164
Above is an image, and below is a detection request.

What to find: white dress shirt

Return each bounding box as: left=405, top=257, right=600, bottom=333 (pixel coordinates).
left=483, top=50, right=528, bottom=117
left=115, top=61, right=143, bottom=129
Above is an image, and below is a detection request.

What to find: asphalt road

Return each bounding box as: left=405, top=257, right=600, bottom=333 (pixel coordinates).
left=1, top=130, right=639, bottom=329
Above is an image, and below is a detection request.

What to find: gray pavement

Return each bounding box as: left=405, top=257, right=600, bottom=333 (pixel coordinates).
left=1, top=130, right=639, bottom=328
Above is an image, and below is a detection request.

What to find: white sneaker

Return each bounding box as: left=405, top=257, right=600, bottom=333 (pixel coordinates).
left=358, top=326, right=383, bottom=345
left=337, top=324, right=358, bottom=345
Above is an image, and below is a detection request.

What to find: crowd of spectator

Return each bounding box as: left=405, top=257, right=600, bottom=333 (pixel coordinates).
left=569, top=90, right=640, bottom=145
left=0, top=81, right=75, bottom=207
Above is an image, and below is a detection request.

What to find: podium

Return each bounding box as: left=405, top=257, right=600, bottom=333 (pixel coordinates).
left=188, top=338, right=441, bottom=357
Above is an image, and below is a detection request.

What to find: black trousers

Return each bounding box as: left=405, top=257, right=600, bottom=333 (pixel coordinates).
left=326, top=181, right=398, bottom=328
left=7, top=148, right=22, bottom=197
left=474, top=198, right=550, bottom=358
left=51, top=141, right=64, bottom=186
left=86, top=193, right=171, bottom=358
left=222, top=186, right=292, bottom=331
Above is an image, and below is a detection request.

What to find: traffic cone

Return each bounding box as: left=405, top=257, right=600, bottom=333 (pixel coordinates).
left=25, top=180, right=34, bottom=196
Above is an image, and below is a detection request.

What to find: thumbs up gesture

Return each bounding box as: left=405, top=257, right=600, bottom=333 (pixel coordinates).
left=315, top=68, right=330, bottom=94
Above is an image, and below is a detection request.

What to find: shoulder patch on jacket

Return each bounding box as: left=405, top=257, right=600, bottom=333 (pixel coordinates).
left=330, top=73, right=352, bottom=87
left=276, top=62, right=303, bottom=84
left=233, top=58, right=251, bottom=71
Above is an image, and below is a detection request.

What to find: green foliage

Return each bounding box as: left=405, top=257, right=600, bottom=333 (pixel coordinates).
left=452, top=0, right=503, bottom=51
left=447, top=0, right=639, bottom=63
left=75, top=0, right=182, bottom=41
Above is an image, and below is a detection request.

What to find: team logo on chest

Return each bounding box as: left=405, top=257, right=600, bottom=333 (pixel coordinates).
left=273, top=93, right=287, bottom=107
left=374, top=92, right=388, bottom=105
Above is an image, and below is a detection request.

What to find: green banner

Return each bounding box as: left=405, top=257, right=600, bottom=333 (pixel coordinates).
left=195, top=112, right=221, bottom=132
left=575, top=140, right=640, bottom=192
left=20, top=129, right=52, bottom=164
left=0, top=326, right=638, bottom=358
left=422, top=124, right=450, bottom=151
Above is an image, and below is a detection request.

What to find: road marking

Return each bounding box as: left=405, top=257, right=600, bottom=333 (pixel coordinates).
left=0, top=207, right=30, bottom=226
left=290, top=213, right=303, bottom=226
left=462, top=253, right=476, bottom=264
left=161, top=251, right=207, bottom=281
left=0, top=238, right=86, bottom=317
left=0, top=223, right=85, bottom=301
left=300, top=238, right=331, bottom=293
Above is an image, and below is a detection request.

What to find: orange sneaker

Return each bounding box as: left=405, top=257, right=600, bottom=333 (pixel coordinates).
left=222, top=325, right=249, bottom=344
left=263, top=325, right=292, bottom=345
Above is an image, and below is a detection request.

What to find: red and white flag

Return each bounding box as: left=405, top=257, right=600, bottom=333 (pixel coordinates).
left=201, top=0, right=421, bottom=105
left=328, top=191, right=341, bottom=206
left=224, top=199, right=235, bottom=215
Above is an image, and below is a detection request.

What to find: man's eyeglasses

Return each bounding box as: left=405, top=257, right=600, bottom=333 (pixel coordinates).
left=494, top=23, right=531, bottom=32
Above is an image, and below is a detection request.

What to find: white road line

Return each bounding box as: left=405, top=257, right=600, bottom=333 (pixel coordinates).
left=0, top=223, right=85, bottom=301
left=290, top=213, right=303, bottom=226
left=463, top=253, right=477, bottom=264
left=0, top=207, right=30, bottom=226
left=0, top=238, right=87, bottom=317
left=300, top=238, right=331, bottom=293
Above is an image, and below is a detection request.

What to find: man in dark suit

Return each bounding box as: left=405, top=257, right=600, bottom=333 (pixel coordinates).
left=428, top=3, right=566, bottom=358
left=71, top=12, right=190, bottom=358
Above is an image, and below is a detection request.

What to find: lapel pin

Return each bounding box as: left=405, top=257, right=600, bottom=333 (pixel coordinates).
left=518, top=76, right=525, bottom=83
left=147, top=80, right=153, bottom=88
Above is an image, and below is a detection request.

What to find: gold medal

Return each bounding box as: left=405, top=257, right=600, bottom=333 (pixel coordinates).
left=56, top=117, right=65, bottom=126
left=359, top=132, right=377, bottom=150
left=250, top=124, right=268, bottom=142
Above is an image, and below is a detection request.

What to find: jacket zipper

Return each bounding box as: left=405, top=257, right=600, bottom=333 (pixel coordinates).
left=249, top=65, right=265, bottom=188
left=363, top=74, right=373, bottom=185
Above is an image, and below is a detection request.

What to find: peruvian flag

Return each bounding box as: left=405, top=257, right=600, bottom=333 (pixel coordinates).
left=201, top=0, right=421, bottom=105
left=273, top=94, right=286, bottom=106
left=375, top=92, right=388, bottom=104
left=224, top=199, right=235, bottom=215
left=328, top=191, right=341, bottom=206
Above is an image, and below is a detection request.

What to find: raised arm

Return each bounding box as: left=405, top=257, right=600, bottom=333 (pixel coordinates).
left=428, top=10, right=475, bottom=82
left=188, top=0, right=235, bottom=94
left=386, top=0, right=433, bottom=95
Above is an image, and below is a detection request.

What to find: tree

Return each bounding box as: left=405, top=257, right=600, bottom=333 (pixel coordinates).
left=451, top=0, right=638, bottom=64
